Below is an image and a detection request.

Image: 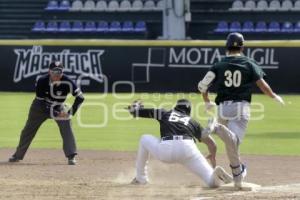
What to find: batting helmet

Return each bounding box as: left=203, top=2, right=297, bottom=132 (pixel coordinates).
left=174, top=99, right=191, bottom=115
left=226, top=32, right=244, bottom=49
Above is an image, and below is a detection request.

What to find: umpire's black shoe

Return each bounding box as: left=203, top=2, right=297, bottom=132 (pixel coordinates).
left=68, top=157, right=76, bottom=165
left=67, top=154, right=77, bottom=165
left=8, top=156, right=20, bottom=163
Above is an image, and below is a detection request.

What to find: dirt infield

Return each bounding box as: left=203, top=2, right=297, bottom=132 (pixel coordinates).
left=0, top=149, right=299, bottom=200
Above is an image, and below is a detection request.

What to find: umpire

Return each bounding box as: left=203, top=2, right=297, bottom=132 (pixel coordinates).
left=9, top=61, right=84, bottom=165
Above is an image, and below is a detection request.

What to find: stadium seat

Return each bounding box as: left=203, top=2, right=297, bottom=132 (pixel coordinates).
left=214, top=21, right=228, bottom=33
left=292, top=0, right=300, bottom=10
left=135, top=21, right=146, bottom=32
left=58, top=21, right=71, bottom=32
left=70, top=0, right=83, bottom=11
left=280, top=0, right=293, bottom=10
left=58, top=0, right=70, bottom=11
left=144, top=0, right=156, bottom=11
left=72, top=21, right=84, bottom=32
left=281, top=21, right=293, bottom=32
left=109, top=21, right=121, bottom=32
left=119, top=0, right=131, bottom=11
left=95, top=0, right=107, bottom=11
left=156, top=0, right=164, bottom=10
left=268, top=21, right=280, bottom=32
left=122, top=21, right=134, bottom=32
left=256, top=0, right=268, bottom=11
left=230, top=0, right=243, bottom=11
left=97, top=20, right=109, bottom=32
left=255, top=21, right=267, bottom=32
left=32, top=21, right=45, bottom=32
left=242, top=21, right=254, bottom=32
left=244, top=0, right=256, bottom=11
left=107, top=0, right=119, bottom=11
left=84, top=21, right=97, bottom=32
left=45, top=0, right=59, bottom=10
left=268, top=0, right=281, bottom=10
left=46, top=21, right=58, bottom=32
left=82, top=0, right=95, bottom=11
left=132, top=0, right=143, bottom=11
left=229, top=21, right=241, bottom=32
left=294, top=21, right=300, bottom=32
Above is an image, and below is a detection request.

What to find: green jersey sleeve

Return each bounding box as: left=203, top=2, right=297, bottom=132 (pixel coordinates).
left=208, top=64, right=218, bottom=81
left=209, top=64, right=217, bottom=74
left=250, top=61, right=266, bottom=82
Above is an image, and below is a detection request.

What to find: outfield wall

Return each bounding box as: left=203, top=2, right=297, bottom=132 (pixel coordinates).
left=0, top=40, right=299, bottom=93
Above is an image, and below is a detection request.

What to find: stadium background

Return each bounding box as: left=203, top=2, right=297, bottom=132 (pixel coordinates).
left=0, top=0, right=299, bottom=199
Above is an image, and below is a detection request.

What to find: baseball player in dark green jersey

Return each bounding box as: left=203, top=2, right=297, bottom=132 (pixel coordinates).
left=198, top=32, right=285, bottom=189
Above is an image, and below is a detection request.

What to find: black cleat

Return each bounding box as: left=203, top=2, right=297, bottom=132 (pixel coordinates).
left=8, top=156, right=20, bottom=163
left=68, top=157, right=77, bottom=165
left=67, top=153, right=77, bottom=165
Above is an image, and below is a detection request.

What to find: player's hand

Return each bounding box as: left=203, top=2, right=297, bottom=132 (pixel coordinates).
left=273, top=94, right=285, bottom=106
left=205, top=101, right=216, bottom=111
left=206, top=154, right=216, bottom=168
left=126, top=100, right=144, bottom=113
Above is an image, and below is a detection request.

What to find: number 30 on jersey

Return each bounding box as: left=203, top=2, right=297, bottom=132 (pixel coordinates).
left=224, top=70, right=242, bottom=87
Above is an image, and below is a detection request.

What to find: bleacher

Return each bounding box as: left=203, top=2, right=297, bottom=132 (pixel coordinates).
left=189, top=0, right=300, bottom=39
left=0, top=0, right=162, bottom=39
left=2, top=0, right=300, bottom=40
left=0, top=0, right=46, bottom=39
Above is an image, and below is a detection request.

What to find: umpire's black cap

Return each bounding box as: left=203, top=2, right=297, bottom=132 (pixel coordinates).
left=226, top=32, right=244, bottom=49
left=174, top=99, right=191, bottom=115
left=49, top=61, right=63, bottom=74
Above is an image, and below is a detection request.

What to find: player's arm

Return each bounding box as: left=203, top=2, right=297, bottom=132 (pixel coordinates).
left=194, top=122, right=217, bottom=167
left=201, top=135, right=217, bottom=167
left=68, top=93, right=84, bottom=116
left=131, top=108, right=162, bottom=120
left=35, top=77, right=45, bottom=100
left=201, top=92, right=216, bottom=111
left=198, top=71, right=216, bottom=110
left=198, top=71, right=216, bottom=94
left=127, top=100, right=162, bottom=119
left=67, top=81, right=85, bottom=116
left=202, top=91, right=210, bottom=103
left=251, top=61, right=284, bottom=105
left=256, top=79, right=284, bottom=105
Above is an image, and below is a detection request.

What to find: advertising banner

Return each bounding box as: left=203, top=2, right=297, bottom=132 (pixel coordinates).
left=0, top=43, right=298, bottom=93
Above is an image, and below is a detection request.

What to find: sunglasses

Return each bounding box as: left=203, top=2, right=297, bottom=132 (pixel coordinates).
left=50, top=69, right=63, bottom=76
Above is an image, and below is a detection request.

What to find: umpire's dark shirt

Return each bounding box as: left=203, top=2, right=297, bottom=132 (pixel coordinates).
left=132, top=108, right=204, bottom=141
left=35, top=74, right=83, bottom=116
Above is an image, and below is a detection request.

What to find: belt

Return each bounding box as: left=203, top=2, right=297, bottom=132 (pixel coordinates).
left=220, top=100, right=249, bottom=105
left=161, top=135, right=194, bottom=141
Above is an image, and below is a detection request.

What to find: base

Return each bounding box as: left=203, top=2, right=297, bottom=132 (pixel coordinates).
left=219, top=182, right=261, bottom=191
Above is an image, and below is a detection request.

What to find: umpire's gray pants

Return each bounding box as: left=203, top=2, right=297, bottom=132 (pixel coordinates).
left=13, top=99, right=77, bottom=159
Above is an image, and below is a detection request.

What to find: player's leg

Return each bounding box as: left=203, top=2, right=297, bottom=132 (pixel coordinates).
left=227, top=118, right=248, bottom=187
left=214, top=123, right=241, bottom=167
left=134, top=134, right=165, bottom=184
left=10, top=100, right=48, bottom=161
left=216, top=102, right=249, bottom=187
left=55, top=119, right=77, bottom=165
left=180, top=141, right=232, bottom=187
left=216, top=106, right=240, bottom=174
left=214, top=119, right=248, bottom=187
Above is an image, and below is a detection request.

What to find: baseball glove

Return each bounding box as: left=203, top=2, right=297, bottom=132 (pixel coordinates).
left=126, top=100, right=144, bottom=113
